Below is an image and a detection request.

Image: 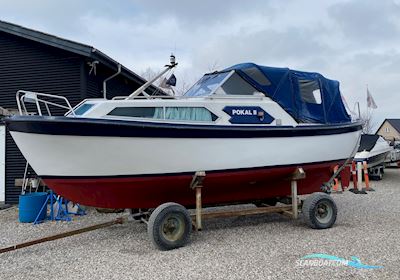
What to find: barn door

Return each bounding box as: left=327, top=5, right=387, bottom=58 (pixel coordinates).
left=0, top=125, right=5, bottom=202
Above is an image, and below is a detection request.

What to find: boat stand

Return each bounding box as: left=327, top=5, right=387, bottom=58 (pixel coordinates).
left=189, top=168, right=306, bottom=231
left=33, top=191, right=86, bottom=224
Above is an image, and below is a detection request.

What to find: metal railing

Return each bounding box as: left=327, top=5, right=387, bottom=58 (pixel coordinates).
left=111, top=95, right=176, bottom=100
left=16, top=90, right=76, bottom=116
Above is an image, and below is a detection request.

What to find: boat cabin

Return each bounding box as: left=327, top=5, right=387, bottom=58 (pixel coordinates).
left=20, top=63, right=351, bottom=128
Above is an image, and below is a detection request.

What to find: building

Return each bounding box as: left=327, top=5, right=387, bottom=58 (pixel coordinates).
left=0, top=20, right=162, bottom=204
left=376, top=119, right=400, bottom=142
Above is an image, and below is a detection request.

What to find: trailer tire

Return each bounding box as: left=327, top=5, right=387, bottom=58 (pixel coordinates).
left=302, top=192, right=337, bottom=229
left=148, top=202, right=191, bottom=250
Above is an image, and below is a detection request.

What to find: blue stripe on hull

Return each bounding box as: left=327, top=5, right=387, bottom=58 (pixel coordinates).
left=6, top=116, right=362, bottom=138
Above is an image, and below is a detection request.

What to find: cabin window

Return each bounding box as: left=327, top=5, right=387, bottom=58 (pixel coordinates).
left=299, top=79, right=322, bottom=104
left=74, top=103, right=95, bottom=115
left=216, top=73, right=258, bottom=95
left=107, top=106, right=217, bottom=122
left=242, top=66, right=271, bottom=86
left=107, top=107, right=163, bottom=119
left=164, top=107, right=217, bottom=122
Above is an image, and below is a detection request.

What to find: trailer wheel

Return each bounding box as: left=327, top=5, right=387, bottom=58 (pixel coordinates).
left=302, top=192, right=337, bottom=229
left=148, top=202, right=191, bottom=250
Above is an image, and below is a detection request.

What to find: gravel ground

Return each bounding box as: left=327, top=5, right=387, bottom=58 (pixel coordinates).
left=1, top=169, right=400, bottom=280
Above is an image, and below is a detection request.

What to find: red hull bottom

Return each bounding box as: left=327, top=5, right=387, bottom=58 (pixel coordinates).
left=43, top=161, right=341, bottom=209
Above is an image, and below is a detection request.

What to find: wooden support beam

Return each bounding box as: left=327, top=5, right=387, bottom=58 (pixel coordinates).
left=195, top=187, right=202, bottom=230
left=190, top=205, right=293, bottom=220
left=291, top=180, right=298, bottom=219
left=290, top=167, right=304, bottom=219
left=292, top=167, right=306, bottom=180
left=190, top=171, right=206, bottom=231
left=15, top=178, right=46, bottom=188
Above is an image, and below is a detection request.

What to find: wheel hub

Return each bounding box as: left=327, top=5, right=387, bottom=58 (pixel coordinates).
left=315, top=201, right=332, bottom=223
left=161, top=215, right=185, bottom=242
left=317, top=205, right=327, bottom=216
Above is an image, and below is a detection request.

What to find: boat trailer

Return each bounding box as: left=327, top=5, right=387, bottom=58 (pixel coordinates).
left=0, top=167, right=339, bottom=253
left=189, top=169, right=303, bottom=231
left=141, top=167, right=338, bottom=250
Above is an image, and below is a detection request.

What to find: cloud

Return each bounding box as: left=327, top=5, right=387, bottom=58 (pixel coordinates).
left=328, top=0, right=400, bottom=47
left=131, top=0, right=277, bottom=26
left=193, top=25, right=335, bottom=72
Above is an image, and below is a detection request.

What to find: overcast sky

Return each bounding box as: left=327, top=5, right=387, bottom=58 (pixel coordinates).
left=1, top=0, right=400, bottom=128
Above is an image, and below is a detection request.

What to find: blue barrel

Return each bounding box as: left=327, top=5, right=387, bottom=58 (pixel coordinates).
left=19, top=192, right=48, bottom=223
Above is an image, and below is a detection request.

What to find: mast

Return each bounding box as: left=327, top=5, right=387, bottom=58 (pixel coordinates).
left=126, top=55, right=177, bottom=100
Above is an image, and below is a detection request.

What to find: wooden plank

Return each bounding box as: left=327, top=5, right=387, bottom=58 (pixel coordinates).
left=190, top=205, right=293, bottom=220
left=281, top=210, right=294, bottom=218
left=291, top=180, right=298, bottom=219
left=0, top=217, right=125, bottom=254
left=195, top=187, right=202, bottom=230
left=14, top=178, right=46, bottom=187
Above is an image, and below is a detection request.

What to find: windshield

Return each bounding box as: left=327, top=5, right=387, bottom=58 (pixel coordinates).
left=71, top=103, right=95, bottom=116
left=184, top=72, right=230, bottom=97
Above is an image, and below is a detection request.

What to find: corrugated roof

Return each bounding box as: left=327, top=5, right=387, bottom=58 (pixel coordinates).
left=0, top=20, right=162, bottom=94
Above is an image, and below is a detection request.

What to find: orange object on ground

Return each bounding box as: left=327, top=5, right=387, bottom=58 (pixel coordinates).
left=332, top=165, right=340, bottom=192
left=363, top=161, right=370, bottom=190
left=351, top=161, right=358, bottom=191
left=340, top=165, right=351, bottom=190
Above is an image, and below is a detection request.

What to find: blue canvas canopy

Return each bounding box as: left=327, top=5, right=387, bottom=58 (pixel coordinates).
left=223, top=63, right=351, bottom=124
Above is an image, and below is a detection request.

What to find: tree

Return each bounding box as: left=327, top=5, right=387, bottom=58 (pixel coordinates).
left=360, top=110, right=377, bottom=134
left=140, top=67, right=161, bottom=82
left=141, top=67, right=198, bottom=96
left=207, top=60, right=220, bottom=72
left=174, top=71, right=198, bottom=96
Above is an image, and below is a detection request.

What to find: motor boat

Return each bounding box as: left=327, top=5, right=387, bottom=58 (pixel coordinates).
left=354, top=135, right=391, bottom=167
left=5, top=56, right=362, bottom=209
left=385, top=141, right=400, bottom=167
left=354, top=134, right=391, bottom=179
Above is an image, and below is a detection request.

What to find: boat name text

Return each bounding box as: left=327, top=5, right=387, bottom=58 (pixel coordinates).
left=231, top=109, right=258, bottom=116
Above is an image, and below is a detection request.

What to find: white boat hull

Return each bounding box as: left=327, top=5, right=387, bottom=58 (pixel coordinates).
left=10, top=129, right=361, bottom=177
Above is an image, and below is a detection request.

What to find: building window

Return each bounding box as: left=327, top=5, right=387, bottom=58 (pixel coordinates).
left=385, top=127, right=390, bottom=133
